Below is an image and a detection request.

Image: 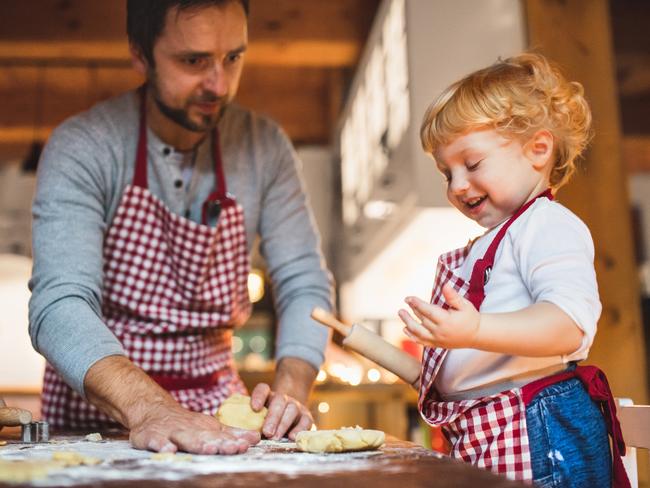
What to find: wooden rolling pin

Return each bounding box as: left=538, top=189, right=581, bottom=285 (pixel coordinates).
left=0, top=397, right=32, bottom=428
left=311, top=308, right=421, bottom=389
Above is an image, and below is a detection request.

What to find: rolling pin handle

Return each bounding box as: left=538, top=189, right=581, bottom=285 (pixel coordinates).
left=0, top=407, right=33, bottom=427
left=311, top=307, right=352, bottom=336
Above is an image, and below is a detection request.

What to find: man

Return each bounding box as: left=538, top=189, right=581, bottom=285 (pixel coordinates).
left=28, top=0, right=333, bottom=455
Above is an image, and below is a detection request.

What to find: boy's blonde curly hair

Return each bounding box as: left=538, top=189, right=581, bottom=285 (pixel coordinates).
left=420, top=53, right=592, bottom=190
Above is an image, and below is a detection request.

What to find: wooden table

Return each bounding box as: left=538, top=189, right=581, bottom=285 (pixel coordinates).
left=0, top=431, right=525, bottom=487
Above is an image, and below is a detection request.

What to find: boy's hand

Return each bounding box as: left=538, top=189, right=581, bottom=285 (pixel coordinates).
left=398, top=283, right=480, bottom=349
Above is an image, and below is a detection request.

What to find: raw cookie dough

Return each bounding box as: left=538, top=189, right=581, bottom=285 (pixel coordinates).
left=0, top=460, right=56, bottom=483
left=0, top=451, right=102, bottom=483
left=216, top=394, right=268, bottom=431
left=150, top=452, right=193, bottom=462
left=295, top=427, right=385, bottom=453
left=52, top=451, right=101, bottom=466
left=85, top=433, right=103, bottom=442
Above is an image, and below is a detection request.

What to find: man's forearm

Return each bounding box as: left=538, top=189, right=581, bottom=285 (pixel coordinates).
left=84, top=355, right=180, bottom=428
left=272, top=357, right=318, bottom=404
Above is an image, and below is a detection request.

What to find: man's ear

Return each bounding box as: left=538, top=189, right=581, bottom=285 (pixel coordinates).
left=524, top=129, right=554, bottom=170
left=129, top=44, right=148, bottom=76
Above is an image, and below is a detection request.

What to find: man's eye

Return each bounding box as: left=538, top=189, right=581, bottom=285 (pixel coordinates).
left=227, top=53, right=242, bottom=64
left=183, top=57, right=208, bottom=68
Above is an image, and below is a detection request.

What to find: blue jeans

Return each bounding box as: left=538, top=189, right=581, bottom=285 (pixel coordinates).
left=526, top=377, right=612, bottom=487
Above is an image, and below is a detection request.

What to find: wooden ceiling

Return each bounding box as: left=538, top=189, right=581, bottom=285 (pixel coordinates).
left=0, top=0, right=380, bottom=160
left=0, top=1, right=648, bottom=169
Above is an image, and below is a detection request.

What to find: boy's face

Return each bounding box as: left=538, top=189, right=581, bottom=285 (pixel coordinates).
left=434, top=129, right=550, bottom=229
left=133, top=1, right=248, bottom=132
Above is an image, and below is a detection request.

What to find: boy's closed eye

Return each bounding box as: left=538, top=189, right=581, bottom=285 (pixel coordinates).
left=465, top=159, right=483, bottom=171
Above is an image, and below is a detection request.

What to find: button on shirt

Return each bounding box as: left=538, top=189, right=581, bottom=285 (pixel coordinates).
left=153, top=135, right=197, bottom=217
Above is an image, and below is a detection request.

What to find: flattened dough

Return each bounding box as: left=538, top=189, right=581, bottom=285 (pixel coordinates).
left=295, top=427, right=385, bottom=453
left=0, top=460, right=55, bottom=483
left=216, top=394, right=268, bottom=431
left=52, top=451, right=101, bottom=466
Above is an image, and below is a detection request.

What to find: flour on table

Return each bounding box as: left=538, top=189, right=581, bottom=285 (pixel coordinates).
left=0, top=436, right=417, bottom=486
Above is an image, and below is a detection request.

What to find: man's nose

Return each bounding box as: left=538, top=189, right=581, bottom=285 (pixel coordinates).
left=203, top=63, right=229, bottom=97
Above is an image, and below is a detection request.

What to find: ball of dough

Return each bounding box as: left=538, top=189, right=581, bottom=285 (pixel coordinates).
left=216, top=393, right=268, bottom=431
left=295, top=427, right=385, bottom=453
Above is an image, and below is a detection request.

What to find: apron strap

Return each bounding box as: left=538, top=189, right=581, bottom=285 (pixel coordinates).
left=466, top=188, right=554, bottom=310
left=522, top=365, right=631, bottom=488
left=201, top=128, right=235, bottom=225
left=133, top=85, right=149, bottom=188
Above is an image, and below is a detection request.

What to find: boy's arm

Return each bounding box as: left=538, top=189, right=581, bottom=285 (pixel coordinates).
left=474, top=302, right=584, bottom=356
left=401, top=285, right=584, bottom=357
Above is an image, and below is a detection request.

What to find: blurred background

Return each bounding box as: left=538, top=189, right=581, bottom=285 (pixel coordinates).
left=0, top=0, right=648, bottom=457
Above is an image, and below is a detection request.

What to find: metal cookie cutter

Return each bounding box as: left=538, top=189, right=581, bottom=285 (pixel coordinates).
left=21, top=421, right=50, bottom=443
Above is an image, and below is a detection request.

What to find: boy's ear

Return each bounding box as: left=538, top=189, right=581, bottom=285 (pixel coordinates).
left=129, top=44, right=148, bottom=77
left=524, top=129, right=554, bottom=170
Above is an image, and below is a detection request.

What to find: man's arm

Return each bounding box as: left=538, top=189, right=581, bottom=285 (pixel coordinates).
left=85, top=355, right=260, bottom=453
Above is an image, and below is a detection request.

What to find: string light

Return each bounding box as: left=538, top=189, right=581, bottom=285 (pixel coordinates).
left=247, top=268, right=265, bottom=303
left=367, top=368, right=381, bottom=382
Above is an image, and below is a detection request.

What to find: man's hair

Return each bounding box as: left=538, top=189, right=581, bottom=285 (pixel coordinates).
left=127, top=0, right=249, bottom=66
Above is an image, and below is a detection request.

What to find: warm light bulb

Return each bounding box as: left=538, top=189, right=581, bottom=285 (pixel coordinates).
left=247, top=269, right=265, bottom=303
left=249, top=335, right=267, bottom=353
left=367, top=368, right=381, bottom=382
left=231, top=336, right=243, bottom=354
left=318, top=402, right=330, bottom=414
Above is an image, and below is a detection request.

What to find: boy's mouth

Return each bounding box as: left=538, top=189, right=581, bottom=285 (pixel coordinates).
left=465, top=196, right=487, bottom=209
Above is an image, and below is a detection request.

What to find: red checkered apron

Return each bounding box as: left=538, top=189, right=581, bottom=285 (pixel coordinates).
left=42, top=89, right=252, bottom=429
left=419, top=190, right=629, bottom=486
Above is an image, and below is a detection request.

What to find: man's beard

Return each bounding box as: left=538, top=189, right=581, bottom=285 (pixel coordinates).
left=148, top=75, right=228, bottom=132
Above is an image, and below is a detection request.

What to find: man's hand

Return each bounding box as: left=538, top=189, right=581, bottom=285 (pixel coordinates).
left=128, top=400, right=259, bottom=455
left=250, top=357, right=317, bottom=440
left=85, top=356, right=260, bottom=454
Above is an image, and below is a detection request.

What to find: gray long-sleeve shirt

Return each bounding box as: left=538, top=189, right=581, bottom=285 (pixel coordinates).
left=29, top=90, right=333, bottom=396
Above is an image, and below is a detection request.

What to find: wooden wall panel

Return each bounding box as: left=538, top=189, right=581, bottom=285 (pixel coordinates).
left=0, top=0, right=379, bottom=66
left=0, top=64, right=333, bottom=155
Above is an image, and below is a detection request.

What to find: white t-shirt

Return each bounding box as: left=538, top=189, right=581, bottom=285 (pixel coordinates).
left=434, top=197, right=601, bottom=399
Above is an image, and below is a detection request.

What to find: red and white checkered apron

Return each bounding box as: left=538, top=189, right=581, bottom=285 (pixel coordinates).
left=42, top=89, right=252, bottom=429
left=418, top=189, right=630, bottom=485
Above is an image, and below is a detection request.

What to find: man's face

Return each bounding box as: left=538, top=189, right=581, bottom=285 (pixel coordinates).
left=144, top=2, right=247, bottom=132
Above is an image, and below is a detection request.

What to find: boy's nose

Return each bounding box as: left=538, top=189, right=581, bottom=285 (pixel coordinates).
left=449, top=174, right=470, bottom=195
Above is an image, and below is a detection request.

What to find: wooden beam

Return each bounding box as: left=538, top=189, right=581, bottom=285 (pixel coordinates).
left=0, top=0, right=379, bottom=67
left=526, top=0, right=648, bottom=404
left=0, top=65, right=333, bottom=151
left=0, top=40, right=362, bottom=67
left=623, top=136, right=650, bottom=173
